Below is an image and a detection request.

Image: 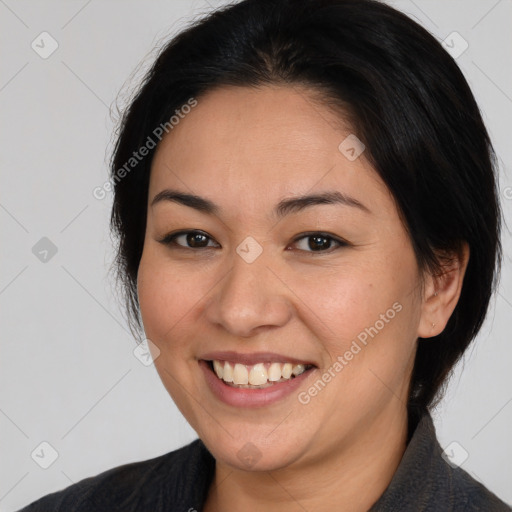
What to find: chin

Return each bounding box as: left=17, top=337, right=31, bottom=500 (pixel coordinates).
left=198, top=423, right=311, bottom=472
left=213, top=438, right=304, bottom=472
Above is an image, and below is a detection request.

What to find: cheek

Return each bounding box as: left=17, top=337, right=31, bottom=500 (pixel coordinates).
left=303, top=279, right=418, bottom=429
left=136, top=252, right=205, bottom=348
left=299, top=255, right=420, bottom=370
left=291, top=266, right=400, bottom=346
left=136, top=252, right=208, bottom=424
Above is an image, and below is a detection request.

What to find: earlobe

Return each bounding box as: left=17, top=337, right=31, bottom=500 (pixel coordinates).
left=417, top=243, right=470, bottom=338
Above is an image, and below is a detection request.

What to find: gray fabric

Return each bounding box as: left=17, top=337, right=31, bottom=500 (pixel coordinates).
left=18, top=412, right=511, bottom=511
left=368, top=413, right=511, bottom=511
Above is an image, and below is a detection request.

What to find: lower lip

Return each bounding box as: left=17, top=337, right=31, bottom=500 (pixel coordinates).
left=199, top=360, right=314, bottom=408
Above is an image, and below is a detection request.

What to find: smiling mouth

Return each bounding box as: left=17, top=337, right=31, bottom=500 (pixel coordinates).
left=205, top=360, right=315, bottom=389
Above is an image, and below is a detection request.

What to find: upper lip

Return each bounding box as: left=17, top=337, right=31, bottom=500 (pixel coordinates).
left=200, top=351, right=317, bottom=367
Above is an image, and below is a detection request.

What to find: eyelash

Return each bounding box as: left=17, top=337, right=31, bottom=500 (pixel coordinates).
left=157, top=230, right=349, bottom=254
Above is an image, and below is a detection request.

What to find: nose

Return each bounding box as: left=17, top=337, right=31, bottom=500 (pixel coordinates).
left=204, top=248, right=293, bottom=338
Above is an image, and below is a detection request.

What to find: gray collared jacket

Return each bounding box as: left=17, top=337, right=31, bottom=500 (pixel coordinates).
left=18, top=412, right=511, bottom=511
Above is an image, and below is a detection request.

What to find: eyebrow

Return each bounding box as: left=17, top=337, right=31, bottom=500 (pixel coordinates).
left=151, top=189, right=219, bottom=214
left=275, top=190, right=370, bottom=216
left=150, top=188, right=371, bottom=217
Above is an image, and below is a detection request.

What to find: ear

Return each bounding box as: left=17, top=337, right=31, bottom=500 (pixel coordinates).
left=417, top=242, right=470, bottom=338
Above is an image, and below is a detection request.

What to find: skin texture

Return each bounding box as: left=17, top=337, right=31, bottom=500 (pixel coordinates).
left=136, top=85, right=469, bottom=511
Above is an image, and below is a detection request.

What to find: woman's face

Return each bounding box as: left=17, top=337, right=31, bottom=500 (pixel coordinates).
left=137, top=85, right=429, bottom=471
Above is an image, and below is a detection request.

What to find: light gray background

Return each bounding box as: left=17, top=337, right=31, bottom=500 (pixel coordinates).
left=1, top=1, right=511, bottom=510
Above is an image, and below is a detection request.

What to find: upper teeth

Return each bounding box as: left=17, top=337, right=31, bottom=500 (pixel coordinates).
left=212, top=360, right=307, bottom=386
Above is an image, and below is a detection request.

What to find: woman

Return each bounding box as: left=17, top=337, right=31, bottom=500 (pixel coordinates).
left=19, top=0, right=510, bottom=510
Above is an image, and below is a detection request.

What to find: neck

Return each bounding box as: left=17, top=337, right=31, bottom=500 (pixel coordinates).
left=204, top=406, right=410, bottom=512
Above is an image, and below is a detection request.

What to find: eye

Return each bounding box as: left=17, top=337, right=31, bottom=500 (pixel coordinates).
left=158, top=230, right=220, bottom=249
left=290, top=232, right=347, bottom=253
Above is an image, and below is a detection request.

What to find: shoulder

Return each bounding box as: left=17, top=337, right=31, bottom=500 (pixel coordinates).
left=17, top=439, right=214, bottom=512
left=449, top=464, right=511, bottom=511
left=426, top=415, right=511, bottom=511
left=370, top=412, right=511, bottom=511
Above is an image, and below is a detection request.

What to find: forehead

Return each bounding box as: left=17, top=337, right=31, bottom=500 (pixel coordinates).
left=149, top=85, right=390, bottom=215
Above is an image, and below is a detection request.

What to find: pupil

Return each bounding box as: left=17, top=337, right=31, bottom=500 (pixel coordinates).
left=188, top=233, right=207, bottom=247
left=310, top=235, right=330, bottom=251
